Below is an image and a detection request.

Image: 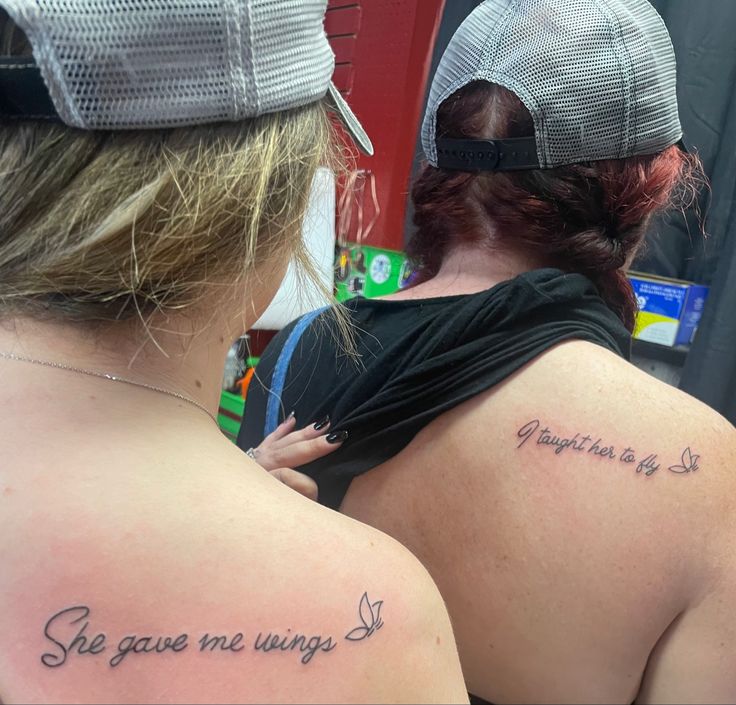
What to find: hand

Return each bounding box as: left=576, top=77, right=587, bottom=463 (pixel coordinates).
left=246, top=413, right=344, bottom=501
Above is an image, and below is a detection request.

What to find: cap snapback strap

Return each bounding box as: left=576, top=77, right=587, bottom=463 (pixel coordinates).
left=437, top=136, right=689, bottom=172
left=0, top=57, right=60, bottom=121
left=436, top=136, right=540, bottom=171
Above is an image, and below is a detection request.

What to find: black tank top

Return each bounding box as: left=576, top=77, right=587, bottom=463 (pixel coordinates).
left=239, top=268, right=631, bottom=510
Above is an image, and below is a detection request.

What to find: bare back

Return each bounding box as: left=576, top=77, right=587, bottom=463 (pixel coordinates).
left=342, top=341, right=736, bottom=703
left=0, top=377, right=466, bottom=704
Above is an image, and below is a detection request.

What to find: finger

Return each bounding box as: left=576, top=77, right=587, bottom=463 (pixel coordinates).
left=261, top=411, right=297, bottom=447
left=270, top=416, right=331, bottom=452
left=268, top=433, right=345, bottom=470
left=269, top=468, right=319, bottom=502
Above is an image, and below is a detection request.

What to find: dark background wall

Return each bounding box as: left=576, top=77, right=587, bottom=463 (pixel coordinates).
left=647, top=0, right=736, bottom=421
left=642, top=0, right=736, bottom=285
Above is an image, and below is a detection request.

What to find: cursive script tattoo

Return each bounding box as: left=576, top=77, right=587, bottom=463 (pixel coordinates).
left=41, top=593, right=384, bottom=669
left=254, top=630, right=336, bottom=665
left=198, top=633, right=245, bottom=653
left=516, top=419, right=700, bottom=478
left=111, top=632, right=189, bottom=668
left=345, top=593, right=384, bottom=642
left=41, top=606, right=106, bottom=668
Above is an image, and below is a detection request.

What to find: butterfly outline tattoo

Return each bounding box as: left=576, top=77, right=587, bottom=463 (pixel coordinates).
left=668, top=447, right=700, bottom=474
left=345, top=593, right=384, bottom=642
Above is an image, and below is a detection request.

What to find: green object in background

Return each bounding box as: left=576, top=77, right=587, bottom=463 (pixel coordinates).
left=335, top=244, right=415, bottom=302
left=218, top=390, right=245, bottom=442
left=218, top=243, right=414, bottom=442
left=218, top=354, right=260, bottom=442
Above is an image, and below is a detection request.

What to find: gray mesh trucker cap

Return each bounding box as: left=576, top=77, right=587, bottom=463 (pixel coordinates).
left=0, top=0, right=373, bottom=155
left=422, top=0, right=682, bottom=171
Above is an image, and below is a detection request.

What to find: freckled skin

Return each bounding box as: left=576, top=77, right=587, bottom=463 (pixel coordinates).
left=342, top=341, right=736, bottom=704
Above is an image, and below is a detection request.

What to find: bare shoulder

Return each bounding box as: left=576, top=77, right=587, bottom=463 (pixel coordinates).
left=342, top=341, right=736, bottom=703
left=529, top=349, right=736, bottom=702
left=475, top=339, right=736, bottom=508
left=230, top=472, right=467, bottom=704
left=530, top=340, right=736, bottom=471
left=0, top=445, right=465, bottom=704
left=465, top=339, right=736, bottom=563
left=393, top=337, right=736, bottom=575
left=548, top=352, right=736, bottom=704
left=482, top=339, right=734, bottom=463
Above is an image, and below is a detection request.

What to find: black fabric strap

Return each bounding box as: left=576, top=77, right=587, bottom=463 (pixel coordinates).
left=0, top=57, right=60, bottom=121
left=436, top=136, right=540, bottom=171
left=437, top=136, right=689, bottom=172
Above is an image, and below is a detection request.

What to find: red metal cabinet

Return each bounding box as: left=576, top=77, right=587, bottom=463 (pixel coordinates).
left=327, top=0, right=446, bottom=251
left=246, top=2, right=445, bottom=355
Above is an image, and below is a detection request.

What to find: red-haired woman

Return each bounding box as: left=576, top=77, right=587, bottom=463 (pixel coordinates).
left=240, top=1, right=736, bottom=701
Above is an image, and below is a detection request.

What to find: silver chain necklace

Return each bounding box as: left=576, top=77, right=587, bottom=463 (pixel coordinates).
left=0, top=351, right=218, bottom=425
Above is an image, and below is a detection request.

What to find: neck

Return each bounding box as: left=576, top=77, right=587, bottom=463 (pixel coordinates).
left=0, top=312, right=236, bottom=432
left=389, top=243, right=549, bottom=300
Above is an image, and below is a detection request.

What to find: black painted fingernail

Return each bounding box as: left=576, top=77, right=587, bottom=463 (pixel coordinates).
left=313, top=415, right=330, bottom=431
left=326, top=430, right=349, bottom=444
left=287, top=410, right=296, bottom=421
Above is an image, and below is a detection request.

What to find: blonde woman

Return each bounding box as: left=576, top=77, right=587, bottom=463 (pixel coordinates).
left=0, top=2, right=466, bottom=703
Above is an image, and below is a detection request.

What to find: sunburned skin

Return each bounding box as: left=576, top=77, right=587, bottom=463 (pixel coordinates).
left=0, top=393, right=466, bottom=704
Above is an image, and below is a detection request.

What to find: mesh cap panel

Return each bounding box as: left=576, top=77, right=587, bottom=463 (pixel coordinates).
left=1, top=0, right=336, bottom=129
left=422, top=0, right=682, bottom=169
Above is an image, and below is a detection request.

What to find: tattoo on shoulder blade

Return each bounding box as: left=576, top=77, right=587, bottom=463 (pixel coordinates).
left=345, top=593, right=384, bottom=641
left=40, top=593, right=384, bottom=670
left=515, top=419, right=701, bottom=479
left=668, top=447, right=700, bottom=474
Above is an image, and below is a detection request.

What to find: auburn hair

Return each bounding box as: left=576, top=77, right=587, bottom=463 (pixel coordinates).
left=410, top=81, right=703, bottom=331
